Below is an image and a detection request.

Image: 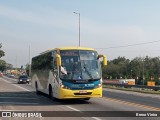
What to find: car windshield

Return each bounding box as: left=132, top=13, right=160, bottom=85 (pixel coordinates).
left=20, top=76, right=28, bottom=79
left=59, top=50, right=101, bottom=81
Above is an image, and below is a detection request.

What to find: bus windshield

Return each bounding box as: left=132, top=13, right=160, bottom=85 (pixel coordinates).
left=60, top=50, right=101, bottom=81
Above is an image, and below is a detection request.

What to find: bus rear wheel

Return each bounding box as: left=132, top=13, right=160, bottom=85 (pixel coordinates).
left=49, top=85, right=54, bottom=100
left=35, top=82, right=40, bottom=95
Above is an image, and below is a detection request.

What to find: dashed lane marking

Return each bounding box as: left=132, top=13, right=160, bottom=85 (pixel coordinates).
left=91, top=117, right=102, bottom=120
left=66, top=106, right=81, bottom=112
left=0, top=97, right=37, bottom=99
left=66, top=106, right=102, bottom=120
left=0, top=102, right=39, bottom=105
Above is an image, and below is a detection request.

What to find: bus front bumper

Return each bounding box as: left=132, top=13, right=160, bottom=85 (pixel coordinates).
left=59, top=87, right=102, bottom=99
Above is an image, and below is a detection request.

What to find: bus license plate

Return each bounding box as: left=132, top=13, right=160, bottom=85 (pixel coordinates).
left=79, top=90, right=87, bottom=94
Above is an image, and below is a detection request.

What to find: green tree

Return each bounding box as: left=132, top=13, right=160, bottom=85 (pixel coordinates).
left=104, top=56, right=130, bottom=79
left=0, top=43, right=5, bottom=58
left=104, top=56, right=160, bottom=85
left=0, top=60, right=6, bottom=71
left=0, top=43, right=5, bottom=71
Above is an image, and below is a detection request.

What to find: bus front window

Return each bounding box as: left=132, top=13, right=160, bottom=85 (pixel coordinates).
left=60, top=50, right=101, bottom=81
left=80, top=50, right=101, bottom=80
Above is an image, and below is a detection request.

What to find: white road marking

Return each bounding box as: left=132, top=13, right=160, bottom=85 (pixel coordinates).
left=0, top=97, right=37, bottom=99
left=0, top=102, right=38, bottom=105
left=13, top=84, right=31, bottom=91
left=2, top=76, right=17, bottom=81
left=92, top=117, right=102, bottom=120
left=0, top=78, right=10, bottom=83
left=1, top=78, right=31, bottom=91
left=1, top=110, right=20, bottom=111
left=66, top=106, right=81, bottom=111
left=66, top=106, right=102, bottom=120
left=7, top=78, right=17, bottom=82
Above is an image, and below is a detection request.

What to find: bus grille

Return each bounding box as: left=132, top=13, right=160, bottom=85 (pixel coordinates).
left=74, top=92, right=92, bottom=95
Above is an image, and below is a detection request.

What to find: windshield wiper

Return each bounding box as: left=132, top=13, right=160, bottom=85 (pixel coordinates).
left=82, top=60, right=94, bottom=80
left=87, top=78, right=100, bottom=82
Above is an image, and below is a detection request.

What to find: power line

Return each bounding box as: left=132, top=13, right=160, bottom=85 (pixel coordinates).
left=95, top=40, right=160, bottom=49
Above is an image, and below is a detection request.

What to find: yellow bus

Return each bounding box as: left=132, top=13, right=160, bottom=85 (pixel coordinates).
left=31, top=47, right=107, bottom=100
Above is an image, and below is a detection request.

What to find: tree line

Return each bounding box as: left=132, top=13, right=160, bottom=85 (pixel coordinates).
left=102, top=56, right=160, bottom=85
left=0, top=43, right=6, bottom=71
left=1, top=43, right=160, bottom=85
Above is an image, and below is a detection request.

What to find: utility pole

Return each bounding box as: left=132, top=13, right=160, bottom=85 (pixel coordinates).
left=15, top=55, right=17, bottom=75
left=142, top=59, right=144, bottom=85
left=29, top=45, right=31, bottom=77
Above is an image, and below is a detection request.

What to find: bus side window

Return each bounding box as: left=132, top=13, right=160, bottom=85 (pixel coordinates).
left=51, top=60, right=54, bottom=68
left=51, top=51, right=58, bottom=72
left=54, top=59, right=57, bottom=68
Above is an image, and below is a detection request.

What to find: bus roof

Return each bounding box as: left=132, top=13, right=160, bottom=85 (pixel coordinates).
left=40, top=46, right=95, bottom=55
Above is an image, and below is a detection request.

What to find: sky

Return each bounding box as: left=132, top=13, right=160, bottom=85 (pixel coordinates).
left=1, top=0, right=160, bottom=67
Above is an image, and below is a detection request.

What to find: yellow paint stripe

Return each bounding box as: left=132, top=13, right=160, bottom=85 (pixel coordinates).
left=102, top=97, right=160, bottom=111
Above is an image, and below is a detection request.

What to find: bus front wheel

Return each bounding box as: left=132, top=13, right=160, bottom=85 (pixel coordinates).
left=84, top=98, right=90, bottom=101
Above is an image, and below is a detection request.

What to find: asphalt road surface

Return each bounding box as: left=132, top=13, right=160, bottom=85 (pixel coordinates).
left=0, top=76, right=159, bottom=120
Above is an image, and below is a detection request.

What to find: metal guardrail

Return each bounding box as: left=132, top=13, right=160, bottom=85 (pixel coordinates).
left=103, top=83, right=160, bottom=91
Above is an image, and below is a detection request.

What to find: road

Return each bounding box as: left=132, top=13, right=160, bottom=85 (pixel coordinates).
left=0, top=76, right=160, bottom=120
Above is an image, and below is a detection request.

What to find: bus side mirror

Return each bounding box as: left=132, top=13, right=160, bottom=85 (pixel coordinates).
left=56, top=54, right=61, bottom=66
left=98, top=55, right=107, bottom=66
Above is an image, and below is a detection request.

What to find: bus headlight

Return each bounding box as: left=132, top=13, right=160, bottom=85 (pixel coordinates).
left=61, top=85, right=64, bottom=88
left=98, top=83, right=102, bottom=87
left=60, top=83, right=70, bottom=89
left=95, top=81, right=102, bottom=88
left=64, top=86, right=70, bottom=89
left=60, top=83, right=64, bottom=88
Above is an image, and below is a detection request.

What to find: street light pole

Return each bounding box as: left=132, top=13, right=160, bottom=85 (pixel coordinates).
left=73, top=12, right=80, bottom=46
left=29, top=45, right=31, bottom=77
left=15, top=55, right=17, bottom=75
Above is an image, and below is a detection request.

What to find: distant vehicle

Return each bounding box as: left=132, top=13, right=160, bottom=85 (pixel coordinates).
left=0, top=72, right=3, bottom=77
left=31, top=46, right=107, bottom=100
left=18, top=75, right=30, bottom=84
left=9, top=74, right=15, bottom=78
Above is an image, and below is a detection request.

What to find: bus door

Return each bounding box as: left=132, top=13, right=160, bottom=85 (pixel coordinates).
left=52, top=51, right=59, bottom=96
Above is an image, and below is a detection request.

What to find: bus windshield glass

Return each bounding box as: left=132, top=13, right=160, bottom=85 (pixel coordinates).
left=60, top=50, right=101, bottom=81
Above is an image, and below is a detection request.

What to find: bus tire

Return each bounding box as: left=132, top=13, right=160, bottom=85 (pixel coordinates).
left=84, top=98, right=90, bottom=101
left=49, top=85, right=54, bottom=100
left=35, top=82, right=40, bottom=95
